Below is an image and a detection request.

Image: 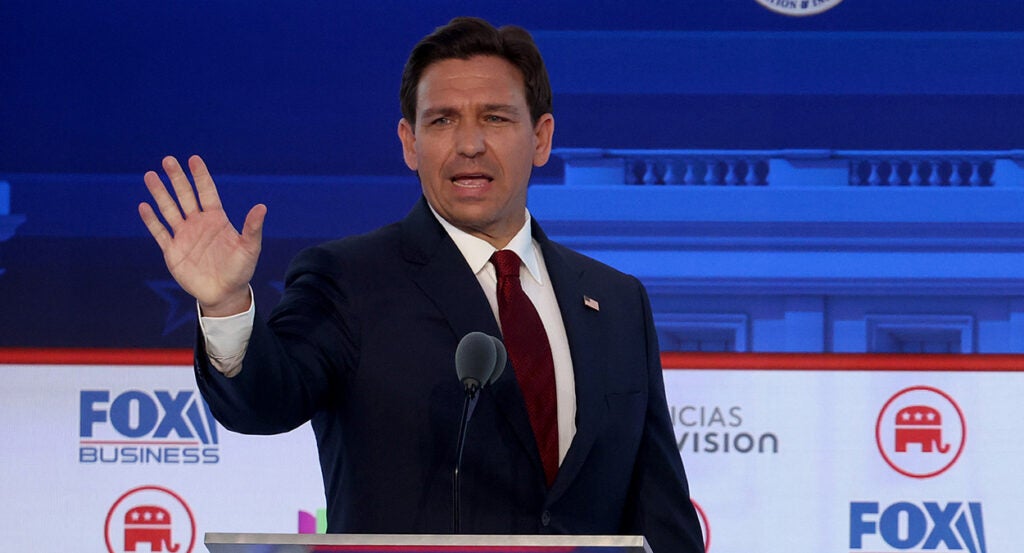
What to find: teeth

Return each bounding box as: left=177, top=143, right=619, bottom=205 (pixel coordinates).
left=453, top=177, right=489, bottom=188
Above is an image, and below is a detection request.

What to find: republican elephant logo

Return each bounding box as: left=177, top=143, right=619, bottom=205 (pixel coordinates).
left=105, top=485, right=195, bottom=553
left=894, top=405, right=950, bottom=453
left=875, top=386, right=966, bottom=479
left=124, top=505, right=180, bottom=552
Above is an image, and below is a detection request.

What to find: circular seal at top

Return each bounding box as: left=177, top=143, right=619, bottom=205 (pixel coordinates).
left=755, top=0, right=844, bottom=17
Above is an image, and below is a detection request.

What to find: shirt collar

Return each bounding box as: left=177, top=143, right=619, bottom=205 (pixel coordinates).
left=429, top=204, right=543, bottom=284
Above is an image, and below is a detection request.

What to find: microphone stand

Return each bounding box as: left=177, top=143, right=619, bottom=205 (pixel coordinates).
left=453, top=381, right=479, bottom=534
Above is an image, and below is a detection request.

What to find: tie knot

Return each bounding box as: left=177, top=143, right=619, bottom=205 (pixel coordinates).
left=491, top=249, right=522, bottom=279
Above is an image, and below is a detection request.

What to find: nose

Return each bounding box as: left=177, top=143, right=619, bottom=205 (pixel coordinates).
left=454, top=121, right=485, bottom=158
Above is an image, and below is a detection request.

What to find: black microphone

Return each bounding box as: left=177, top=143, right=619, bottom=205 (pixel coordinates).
left=487, top=334, right=507, bottom=385
left=453, top=332, right=506, bottom=534
left=455, top=331, right=498, bottom=398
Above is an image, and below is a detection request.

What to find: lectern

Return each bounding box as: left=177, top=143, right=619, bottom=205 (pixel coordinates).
left=204, top=533, right=652, bottom=553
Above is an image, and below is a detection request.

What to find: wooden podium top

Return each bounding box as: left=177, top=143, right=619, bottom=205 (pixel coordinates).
left=204, top=533, right=652, bottom=553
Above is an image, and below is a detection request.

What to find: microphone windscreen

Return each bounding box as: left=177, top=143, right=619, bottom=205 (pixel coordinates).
left=489, top=335, right=506, bottom=385
left=455, top=332, right=496, bottom=386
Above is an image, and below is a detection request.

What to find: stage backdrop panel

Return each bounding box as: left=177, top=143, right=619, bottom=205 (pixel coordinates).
left=661, top=355, right=1021, bottom=553
left=0, top=361, right=324, bottom=552
left=2, top=352, right=1020, bottom=553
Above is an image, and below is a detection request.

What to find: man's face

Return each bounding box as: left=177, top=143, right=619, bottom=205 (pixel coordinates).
left=398, top=55, right=554, bottom=248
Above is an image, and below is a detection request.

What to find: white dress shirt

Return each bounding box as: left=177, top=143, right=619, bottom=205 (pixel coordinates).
left=199, top=207, right=577, bottom=464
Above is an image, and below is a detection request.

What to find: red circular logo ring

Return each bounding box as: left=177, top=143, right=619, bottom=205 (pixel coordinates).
left=104, top=485, right=196, bottom=553
left=875, top=385, right=966, bottom=479
left=692, top=499, right=711, bottom=552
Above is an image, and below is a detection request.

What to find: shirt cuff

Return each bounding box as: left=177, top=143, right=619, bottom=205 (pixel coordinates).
left=197, top=287, right=255, bottom=377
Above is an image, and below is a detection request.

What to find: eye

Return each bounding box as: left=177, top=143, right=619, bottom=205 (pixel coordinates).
left=430, top=117, right=453, bottom=126
left=484, top=115, right=510, bottom=123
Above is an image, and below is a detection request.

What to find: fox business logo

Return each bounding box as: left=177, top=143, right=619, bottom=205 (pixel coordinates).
left=850, top=502, right=986, bottom=553
left=79, top=390, right=220, bottom=465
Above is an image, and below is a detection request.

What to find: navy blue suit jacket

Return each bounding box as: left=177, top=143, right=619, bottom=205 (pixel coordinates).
left=195, top=197, right=704, bottom=553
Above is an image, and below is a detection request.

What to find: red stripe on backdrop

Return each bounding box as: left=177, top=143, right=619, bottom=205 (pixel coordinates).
left=0, top=348, right=1021, bottom=371
left=0, top=348, right=193, bottom=365
left=661, top=352, right=1024, bottom=371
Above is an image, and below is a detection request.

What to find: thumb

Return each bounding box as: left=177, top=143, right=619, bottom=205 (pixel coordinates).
left=241, top=203, right=267, bottom=245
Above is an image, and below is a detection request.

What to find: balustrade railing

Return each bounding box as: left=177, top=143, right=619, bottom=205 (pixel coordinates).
left=846, top=156, right=994, bottom=187
left=626, top=156, right=769, bottom=186
left=552, top=149, right=1024, bottom=188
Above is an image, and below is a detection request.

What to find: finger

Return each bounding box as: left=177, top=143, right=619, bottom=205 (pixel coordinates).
left=138, top=202, right=173, bottom=251
left=163, top=155, right=201, bottom=216
left=189, top=154, right=223, bottom=211
left=241, top=204, right=267, bottom=246
left=143, top=169, right=185, bottom=229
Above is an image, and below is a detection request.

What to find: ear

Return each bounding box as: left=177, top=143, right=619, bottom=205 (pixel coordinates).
left=397, top=118, right=418, bottom=171
left=531, top=113, right=555, bottom=167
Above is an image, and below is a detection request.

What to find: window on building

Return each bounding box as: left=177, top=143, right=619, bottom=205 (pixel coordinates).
left=656, top=313, right=748, bottom=353
left=866, top=315, right=974, bottom=354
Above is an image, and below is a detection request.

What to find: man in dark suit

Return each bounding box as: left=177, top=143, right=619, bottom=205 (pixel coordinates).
left=139, top=17, right=704, bottom=553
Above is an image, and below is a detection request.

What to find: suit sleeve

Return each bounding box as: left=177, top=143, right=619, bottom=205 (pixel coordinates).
left=194, top=244, right=357, bottom=435
left=621, top=282, right=705, bottom=553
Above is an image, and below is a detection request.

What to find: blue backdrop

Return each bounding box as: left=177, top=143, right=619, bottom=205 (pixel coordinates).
left=2, top=1, right=1023, bottom=351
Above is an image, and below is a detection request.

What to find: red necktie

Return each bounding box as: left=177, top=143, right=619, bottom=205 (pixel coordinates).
left=491, top=249, right=559, bottom=488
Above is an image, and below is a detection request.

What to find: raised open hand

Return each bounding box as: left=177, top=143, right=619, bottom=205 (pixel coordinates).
left=139, top=155, right=266, bottom=317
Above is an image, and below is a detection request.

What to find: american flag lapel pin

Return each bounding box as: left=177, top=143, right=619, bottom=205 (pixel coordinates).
left=583, top=295, right=600, bottom=311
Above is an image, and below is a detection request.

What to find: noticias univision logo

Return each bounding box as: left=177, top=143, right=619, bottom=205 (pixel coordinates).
left=298, top=508, right=328, bottom=534
left=79, top=389, right=220, bottom=464
left=670, top=404, right=779, bottom=455
left=850, top=501, right=986, bottom=553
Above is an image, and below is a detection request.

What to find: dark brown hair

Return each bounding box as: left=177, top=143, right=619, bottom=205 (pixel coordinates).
left=399, top=17, right=552, bottom=125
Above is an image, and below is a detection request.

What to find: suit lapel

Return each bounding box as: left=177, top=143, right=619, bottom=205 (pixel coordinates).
left=401, top=198, right=545, bottom=480
left=401, top=198, right=501, bottom=342
left=534, top=222, right=608, bottom=500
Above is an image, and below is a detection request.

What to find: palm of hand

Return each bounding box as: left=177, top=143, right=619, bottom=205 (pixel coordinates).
left=139, top=155, right=266, bottom=316
left=162, top=206, right=260, bottom=306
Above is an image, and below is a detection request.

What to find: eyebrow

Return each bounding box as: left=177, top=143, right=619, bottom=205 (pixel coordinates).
left=419, top=104, right=523, bottom=120
left=420, top=106, right=458, bottom=121
left=480, top=103, right=521, bottom=114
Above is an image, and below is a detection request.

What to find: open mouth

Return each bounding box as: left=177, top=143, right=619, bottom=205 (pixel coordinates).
left=451, top=173, right=493, bottom=188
